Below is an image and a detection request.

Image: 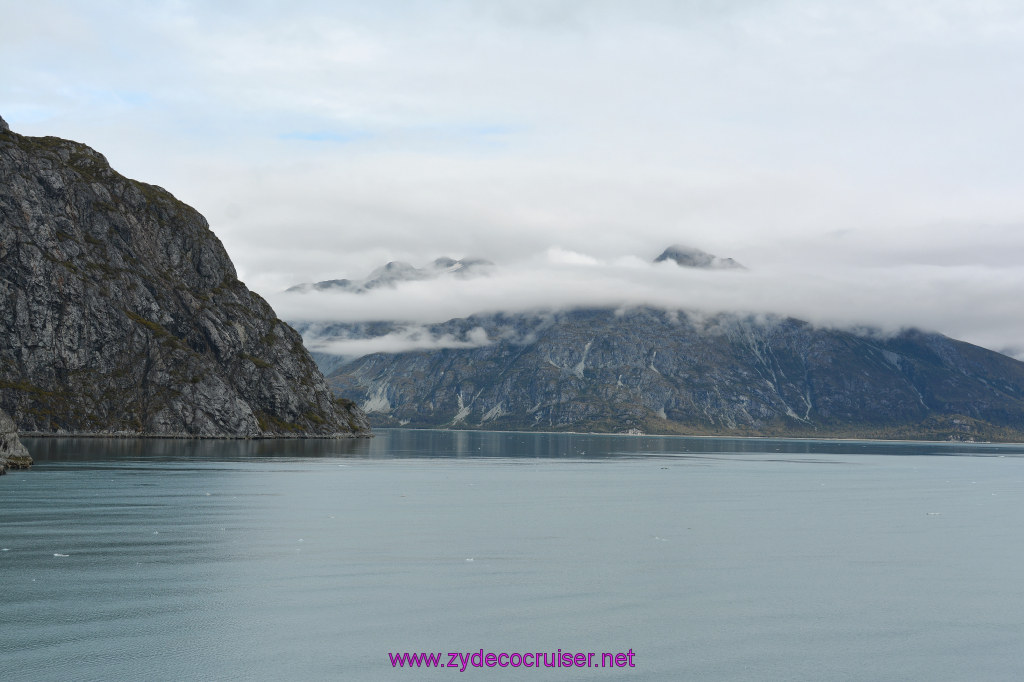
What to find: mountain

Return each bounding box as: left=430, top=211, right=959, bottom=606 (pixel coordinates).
left=286, top=256, right=492, bottom=294
left=317, top=307, right=1024, bottom=441
left=654, top=244, right=745, bottom=269
left=0, top=116, right=369, bottom=437
left=1, top=408, right=32, bottom=473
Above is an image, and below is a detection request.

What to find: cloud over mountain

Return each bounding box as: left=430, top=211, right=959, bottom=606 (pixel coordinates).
left=9, top=2, right=1024, bottom=361
left=274, top=244, right=1024, bottom=360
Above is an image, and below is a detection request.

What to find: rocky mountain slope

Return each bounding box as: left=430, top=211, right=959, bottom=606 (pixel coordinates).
left=319, top=307, right=1024, bottom=441
left=0, top=115, right=369, bottom=437
left=1, top=407, right=32, bottom=473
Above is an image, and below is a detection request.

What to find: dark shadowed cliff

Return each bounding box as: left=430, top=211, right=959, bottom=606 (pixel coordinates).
left=0, top=116, right=369, bottom=437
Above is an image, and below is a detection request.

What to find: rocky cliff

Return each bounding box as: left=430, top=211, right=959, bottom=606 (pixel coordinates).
left=0, top=407, right=32, bottom=473
left=318, top=308, right=1024, bottom=441
left=0, top=117, right=369, bottom=437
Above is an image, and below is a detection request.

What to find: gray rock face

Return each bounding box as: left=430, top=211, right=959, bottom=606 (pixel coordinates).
left=0, top=121, right=370, bottom=437
left=0, top=115, right=9, bottom=133
left=322, top=307, right=1024, bottom=441
left=654, top=244, right=744, bottom=269
left=0, top=408, right=32, bottom=473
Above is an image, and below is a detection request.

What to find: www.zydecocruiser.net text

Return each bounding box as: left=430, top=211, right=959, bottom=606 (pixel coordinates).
left=389, top=649, right=637, bottom=671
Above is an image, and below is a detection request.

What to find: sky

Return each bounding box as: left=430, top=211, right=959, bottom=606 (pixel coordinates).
left=3, top=0, right=1024, bottom=357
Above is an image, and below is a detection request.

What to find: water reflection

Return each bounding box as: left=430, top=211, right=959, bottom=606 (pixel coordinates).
left=21, top=429, right=1024, bottom=464
left=374, top=429, right=1024, bottom=460
left=23, top=437, right=372, bottom=462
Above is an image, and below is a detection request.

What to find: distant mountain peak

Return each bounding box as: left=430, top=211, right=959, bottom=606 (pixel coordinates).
left=380, top=261, right=416, bottom=273
left=286, top=256, right=494, bottom=294
left=654, top=244, right=745, bottom=270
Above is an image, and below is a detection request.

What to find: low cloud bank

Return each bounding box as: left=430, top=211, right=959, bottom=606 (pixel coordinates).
left=304, top=326, right=491, bottom=358
left=273, top=247, right=1024, bottom=360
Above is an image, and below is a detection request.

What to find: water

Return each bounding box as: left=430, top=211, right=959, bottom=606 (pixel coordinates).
left=3, top=430, right=1024, bottom=680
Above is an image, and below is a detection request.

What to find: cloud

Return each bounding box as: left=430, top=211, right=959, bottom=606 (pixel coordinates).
left=303, top=325, right=491, bottom=357
left=544, top=247, right=602, bottom=266
left=273, top=242, right=1024, bottom=360
left=4, top=1, right=1024, bottom=357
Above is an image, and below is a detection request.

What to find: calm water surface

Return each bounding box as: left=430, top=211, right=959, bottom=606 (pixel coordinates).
left=2, top=430, right=1024, bottom=681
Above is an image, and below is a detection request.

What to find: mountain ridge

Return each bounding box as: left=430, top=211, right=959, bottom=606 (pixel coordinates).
left=654, top=244, right=745, bottom=269
left=312, top=307, right=1024, bottom=442
left=287, top=256, right=493, bottom=294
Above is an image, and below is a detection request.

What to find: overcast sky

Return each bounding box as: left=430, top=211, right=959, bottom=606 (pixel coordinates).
left=3, top=1, right=1024, bottom=356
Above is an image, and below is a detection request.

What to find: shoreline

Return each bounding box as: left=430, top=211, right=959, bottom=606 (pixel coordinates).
left=369, top=426, right=1020, bottom=446
left=18, top=431, right=372, bottom=440
left=22, top=427, right=1008, bottom=447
